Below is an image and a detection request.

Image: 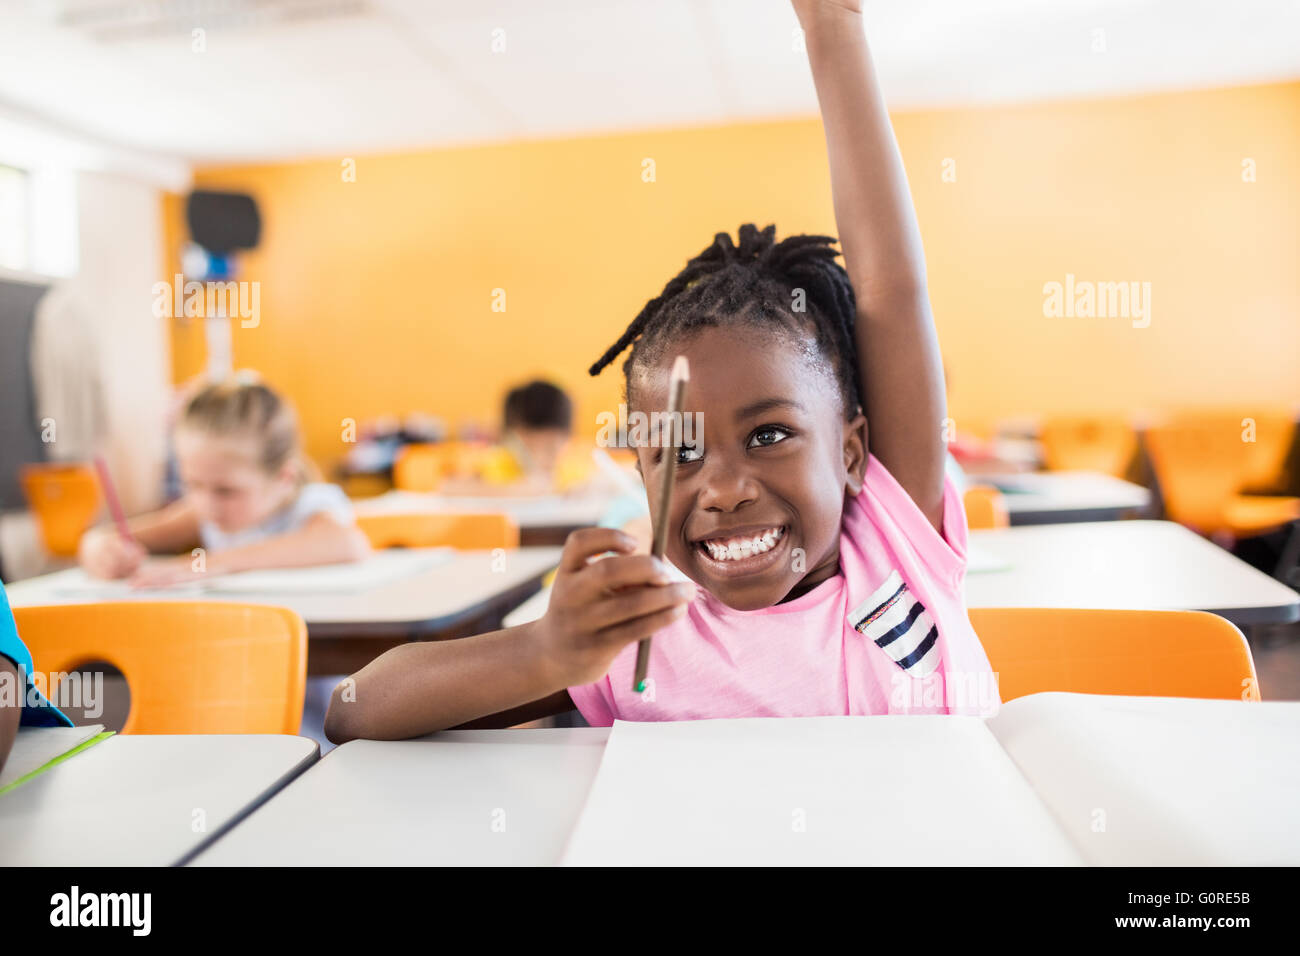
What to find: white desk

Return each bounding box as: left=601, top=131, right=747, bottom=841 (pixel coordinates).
left=6, top=547, right=562, bottom=640
left=504, top=585, right=551, bottom=629
left=983, top=471, right=1152, bottom=524
left=7, top=547, right=563, bottom=674
left=505, top=521, right=1299, bottom=629
left=0, top=734, right=317, bottom=866
left=189, top=728, right=608, bottom=866
left=192, top=696, right=1300, bottom=866
left=967, top=520, right=1299, bottom=626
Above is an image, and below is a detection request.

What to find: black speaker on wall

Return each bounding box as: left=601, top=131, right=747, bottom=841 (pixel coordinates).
left=186, top=190, right=262, bottom=254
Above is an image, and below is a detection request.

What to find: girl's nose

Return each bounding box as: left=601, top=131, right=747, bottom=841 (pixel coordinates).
left=695, top=457, right=760, bottom=513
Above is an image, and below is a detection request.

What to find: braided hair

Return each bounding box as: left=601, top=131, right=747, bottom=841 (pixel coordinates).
left=589, top=223, right=861, bottom=419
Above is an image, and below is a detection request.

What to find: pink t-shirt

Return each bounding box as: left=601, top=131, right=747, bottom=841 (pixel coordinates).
left=568, top=453, right=1000, bottom=724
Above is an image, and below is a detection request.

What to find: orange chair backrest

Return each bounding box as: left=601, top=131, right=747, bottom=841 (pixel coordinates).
left=392, top=444, right=450, bottom=492
left=1230, top=409, right=1296, bottom=491
left=21, top=463, right=102, bottom=557
left=393, top=442, right=496, bottom=491
left=963, top=485, right=1009, bottom=530
left=1144, top=416, right=1259, bottom=531
left=356, top=512, right=519, bottom=550
left=1039, top=416, right=1137, bottom=477
left=969, top=607, right=1258, bottom=703
left=16, top=602, right=307, bottom=734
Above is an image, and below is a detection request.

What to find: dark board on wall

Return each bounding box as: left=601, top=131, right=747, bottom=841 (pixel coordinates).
left=0, top=277, right=49, bottom=510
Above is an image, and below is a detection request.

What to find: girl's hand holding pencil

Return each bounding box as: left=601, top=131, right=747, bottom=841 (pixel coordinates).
left=78, top=529, right=147, bottom=580
left=533, top=527, right=695, bottom=688
left=81, top=455, right=147, bottom=579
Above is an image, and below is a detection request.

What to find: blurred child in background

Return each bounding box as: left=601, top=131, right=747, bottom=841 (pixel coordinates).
left=79, top=376, right=369, bottom=584
left=440, top=380, right=593, bottom=496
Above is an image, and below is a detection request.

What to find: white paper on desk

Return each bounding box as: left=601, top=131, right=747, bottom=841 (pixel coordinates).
left=206, top=548, right=453, bottom=593
left=986, top=693, right=1300, bottom=866
left=560, top=716, right=1082, bottom=866
left=0, top=724, right=104, bottom=789
left=48, top=549, right=454, bottom=597
left=48, top=570, right=206, bottom=599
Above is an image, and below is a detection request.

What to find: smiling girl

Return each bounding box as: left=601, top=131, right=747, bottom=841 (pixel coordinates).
left=325, top=0, right=998, bottom=742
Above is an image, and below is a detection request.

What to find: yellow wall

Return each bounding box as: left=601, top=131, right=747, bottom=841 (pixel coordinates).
left=167, top=81, right=1300, bottom=468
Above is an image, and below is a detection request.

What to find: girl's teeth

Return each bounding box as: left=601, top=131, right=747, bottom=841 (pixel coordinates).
left=702, top=526, right=784, bottom=562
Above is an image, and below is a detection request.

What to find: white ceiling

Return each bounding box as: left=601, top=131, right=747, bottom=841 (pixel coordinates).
left=1, top=0, right=1298, bottom=167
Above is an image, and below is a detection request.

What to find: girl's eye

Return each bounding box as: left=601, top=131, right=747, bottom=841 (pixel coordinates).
left=676, top=444, right=703, bottom=465
left=749, top=426, right=792, bottom=448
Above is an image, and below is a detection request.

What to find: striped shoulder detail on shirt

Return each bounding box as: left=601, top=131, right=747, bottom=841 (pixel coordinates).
left=847, top=569, right=941, bottom=678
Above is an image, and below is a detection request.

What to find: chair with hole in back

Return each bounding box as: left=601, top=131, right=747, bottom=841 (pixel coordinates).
left=16, top=602, right=307, bottom=734
left=356, top=512, right=519, bottom=550
left=20, top=463, right=102, bottom=557
left=969, top=607, right=1260, bottom=704
left=963, top=485, right=1009, bottom=530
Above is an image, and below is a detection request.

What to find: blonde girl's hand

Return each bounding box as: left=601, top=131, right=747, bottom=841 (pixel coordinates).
left=78, top=529, right=147, bottom=580
left=535, top=527, right=695, bottom=688
left=127, top=556, right=207, bottom=590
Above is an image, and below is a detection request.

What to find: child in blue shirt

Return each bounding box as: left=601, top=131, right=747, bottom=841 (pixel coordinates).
left=0, top=580, right=72, bottom=773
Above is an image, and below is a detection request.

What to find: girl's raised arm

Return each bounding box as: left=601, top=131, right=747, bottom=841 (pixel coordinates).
left=794, top=0, right=947, bottom=530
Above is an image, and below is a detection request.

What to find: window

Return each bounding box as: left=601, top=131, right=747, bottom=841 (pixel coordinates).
left=0, top=164, right=28, bottom=272
left=0, top=162, right=77, bottom=278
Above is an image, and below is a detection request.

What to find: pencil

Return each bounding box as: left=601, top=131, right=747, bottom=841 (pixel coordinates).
left=93, top=455, right=133, bottom=543
left=634, top=355, right=689, bottom=692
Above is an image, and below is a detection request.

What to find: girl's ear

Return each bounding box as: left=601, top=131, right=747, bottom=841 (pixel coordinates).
left=842, top=407, right=869, bottom=496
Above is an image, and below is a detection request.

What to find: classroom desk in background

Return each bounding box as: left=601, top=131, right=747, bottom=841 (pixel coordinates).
left=504, top=521, right=1300, bottom=631
left=353, top=491, right=616, bottom=546
left=966, top=520, right=1299, bottom=627
left=4, top=547, right=564, bottom=675
left=981, top=470, right=1152, bottom=525
left=190, top=728, right=607, bottom=866
left=0, top=735, right=317, bottom=866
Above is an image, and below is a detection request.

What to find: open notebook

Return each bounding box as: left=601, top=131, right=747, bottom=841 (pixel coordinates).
left=560, top=692, right=1300, bottom=866
left=44, top=548, right=454, bottom=598
left=0, top=724, right=111, bottom=794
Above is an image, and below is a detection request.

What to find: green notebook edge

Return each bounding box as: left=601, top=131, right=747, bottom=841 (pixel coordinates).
left=0, top=730, right=115, bottom=797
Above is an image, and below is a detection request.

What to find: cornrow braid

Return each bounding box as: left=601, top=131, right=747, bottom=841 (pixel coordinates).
left=589, top=223, right=862, bottom=419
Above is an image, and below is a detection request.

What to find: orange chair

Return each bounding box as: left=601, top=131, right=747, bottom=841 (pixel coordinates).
left=20, top=463, right=102, bottom=557
left=963, top=485, right=1009, bottom=530
left=1038, top=416, right=1137, bottom=477
left=16, top=602, right=307, bottom=734
left=392, top=443, right=451, bottom=492
left=1144, top=413, right=1299, bottom=538
left=356, top=512, right=519, bottom=549
left=969, top=607, right=1259, bottom=703
left=392, top=442, right=495, bottom=491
